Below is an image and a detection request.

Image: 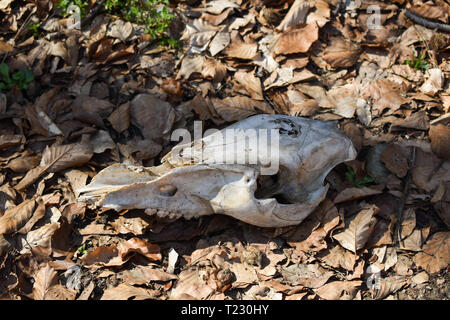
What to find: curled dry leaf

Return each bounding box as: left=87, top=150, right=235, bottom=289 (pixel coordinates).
left=0, top=199, right=36, bottom=235
left=119, top=266, right=177, bottom=285
left=274, top=24, right=318, bottom=55
left=211, top=96, right=273, bottom=122
left=225, top=40, right=258, bottom=60
left=429, top=124, right=450, bottom=159
left=315, top=280, right=362, bottom=300
left=234, top=71, right=264, bottom=100
left=413, top=231, right=450, bottom=274
left=372, top=276, right=408, bottom=300
left=420, top=68, right=444, bottom=96
left=180, top=18, right=218, bottom=53
left=107, top=102, right=130, bottom=133
left=276, top=0, right=309, bottom=31
left=334, top=187, right=383, bottom=204
left=201, top=58, right=227, bottom=82
left=209, top=31, right=230, bottom=56
left=281, top=263, right=333, bottom=288
left=363, top=80, right=408, bottom=116
left=170, top=269, right=218, bottom=300
left=118, top=237, right=162, bottom=262
left=380, top=143, right=409, bottom=178
left=20, top=222, right=61, bottom=254
left=320, top=245, right=356, bottom=271
left=322, top=38, right=360, bottom=68
left=33, top=264, right=58, bottom=300
left=333, top=205, right=379, bottom=253
left=130, top=94, right=176, bottom=140
left=101, top=283, right=158, bottom=300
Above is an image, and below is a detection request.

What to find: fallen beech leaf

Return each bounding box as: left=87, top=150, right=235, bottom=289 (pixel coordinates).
left=201, top=58, right=227, bottom=82
left=25, top=105, right=63, bottom=137
left=366, top=217, right=395, bottom=248
left=411, top=148, right=450, bottom=192
left=211, top=96, right=273, bottom=122
left=6, top=154, right=41, bottom=173
left=45, top=285, right=77, bottom=300
left=225, top=40, right=258, bottom=59
left=33, top=264, right=58, bottom=300
left=275, top=24, right=318, bottom=55
left=380, top=143, right=409, bottom=178
left=390, top=111, right=429, bottom=131
left=0, top=199, right=36, bottom=235
left=363, top=80, right=408, bottom=116
left=109, top=214, right=149, bottom=235
left=101, top=283, right=158, bottom=300
left=118, top=238, right=161, bottom=261
left=411, top=271, right=429, bottom=285
left=372, top=276, right=408, bottom=300
left=20, top=222, right=61, bottom=253
left=334, top=187, right=383, bottom=203
left=0, top=134, right=22, bottom=151
left=276, top=0, right=309, bottom=31
left=17, top=198, right=46, bottom=234
left=107, top=20, right=133, bottom=42
left=413, top=231, right=450, bottom=274
left=234, top=71, right=264, bottom=100
left=320, top=245, right=356, bottom=271
left=119, top=266, right=177, bottom=285
left=315, top=280, right=362, bottom=300
left=82, top=245, right=120, bottom=266
left=281, top=263, right=333, bottom=288
left=107, top=102, right=130, bottom=133
left=41, top=139, right=93, bottom=173
left=429, top=124, right=450, bottom=159
left=170, top=269, right=218, bottom=300
left=400, top=208, right=416, bottom=240
left=399, top=227, right=430, bottom=252
left=130, top=94, right=176, bottom=140
left=420, top=68, right=444, bottom=96
left=322, top=38, right=360, bottom=68
left=209, top=31, right=230, bottom=56
left=333, top=206, right=379, bottom=253
left=180, top=19, right=218, bottom=53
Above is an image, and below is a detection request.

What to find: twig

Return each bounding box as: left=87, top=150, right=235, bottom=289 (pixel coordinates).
left=405, top=9, right=450, bottom=33
left=394, top=146, right=416, bottom=246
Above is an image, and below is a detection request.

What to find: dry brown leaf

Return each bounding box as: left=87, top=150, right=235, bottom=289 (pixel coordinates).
left=400, top=208, right=416, bottom=240
left=234, top=71, right=264, bottom=100
left=20, top=222, right=61, bottom=253
left=107, top=102, right=130, bottom=133
left=201, top=58, right=227, bottom=82
left=130, top=94, right=176, bottom=140
left=399, top=227, right=430, bottom=252
left=429, top=124, right=450, bottom=159
left=101, top=283, right=158, bottom=300
left=322, top=38, right=360, bottom=68
left=17, top=198, right=46, bottom=234
left=413, top=231, right=450, bottom=274
left=276, top=0, right=309, bottom=31
left=118, top=237, right=161, bottom=262
left=320, top=245, right=356, bottom=271
left=45, top=285, right=77, bottom=300
left=366, top=217, right=395, bottom=248
left=380, top=143, right=409, bottom=178
left=420, top=68, right=444, bottom=96
left=109, top=215, right=149, bottom=235
left=363, top=80, right=408, bottom=116
left=390, top=111, right=429, bottom=131
left=119, top=266, right=177, bottom=285
left=372, top=276, right=408, bottom=300
left=82, top=245, right=121, bottom=266
left=411, top=148, right=450, bottom=192
left=170, top=269, right=218, bottom=300
left=281, top=263, right=333, bottom=288
left=315, top=280, right=362, bottom=300
left=41, top=140, right=93, bottom=173
left=180, top=18, right=218, bottom=52
left=333, top=206, right=379, bottom=253
left=211, top=96, right=273, bottom=122
left=25, top=105, right=63, bottom=137
left=0, top=199, right=36, bottom=235
left=334, top=187, right=383, bottom=203
left=209, top=31, right=231, bottom=56
left=225, top=40, right=258, bottom=60
left=33, top=264, right=58, bottom=300
left=275, top=24, right=318, bottom=55
left=410, top=4, right=448, bottom=23
left=0, top=134, right=23, bottom=151
left=6, top=154, right=41, bottom=173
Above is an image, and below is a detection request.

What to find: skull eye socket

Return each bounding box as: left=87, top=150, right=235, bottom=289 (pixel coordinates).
left=159, top=184, right=177, bottom=197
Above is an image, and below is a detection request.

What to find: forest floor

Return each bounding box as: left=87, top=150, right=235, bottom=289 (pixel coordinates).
left=0, top=0, right=449, bottom=300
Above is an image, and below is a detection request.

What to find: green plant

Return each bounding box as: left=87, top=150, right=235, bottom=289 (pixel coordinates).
left=77, top=242, right=88, bottom=255
left=0, top=63, right=34, bottom=92
left=56, top=0, right=89, bottom=18
left=27, top=23, right=41, bottom=38
left=405, top=53, right=430, bottom=71
left=345, top=167, right=374, bottom=189
left=105, top=0, right=176, bottom=46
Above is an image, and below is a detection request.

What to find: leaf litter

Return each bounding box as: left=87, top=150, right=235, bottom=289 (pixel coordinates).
left=0, top=0, right=449, bottom=301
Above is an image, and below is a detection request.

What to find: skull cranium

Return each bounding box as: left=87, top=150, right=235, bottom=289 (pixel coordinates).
left=78, top=115, right=356, bottom=227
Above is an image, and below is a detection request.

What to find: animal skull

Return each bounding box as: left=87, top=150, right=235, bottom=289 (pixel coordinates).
left=78, top=115, right=356, bottom=227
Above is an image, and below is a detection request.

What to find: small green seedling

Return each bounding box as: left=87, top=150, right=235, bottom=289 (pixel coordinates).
left=405, top=54, right=430, bottom=71
left=77, top=242, right=88, bottom=256
left=0, top=63, right=34, bottom=92
left=27, top=23, right=41, bottom=38
left=345, top=167, right=374, bottom=189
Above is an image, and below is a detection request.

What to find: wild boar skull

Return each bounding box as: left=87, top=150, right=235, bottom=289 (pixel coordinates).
left=78, top=115, right=356, bottom=227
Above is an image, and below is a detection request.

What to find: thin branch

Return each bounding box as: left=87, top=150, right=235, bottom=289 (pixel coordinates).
left=405, top=9, right=450, bottom=33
